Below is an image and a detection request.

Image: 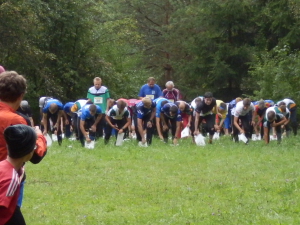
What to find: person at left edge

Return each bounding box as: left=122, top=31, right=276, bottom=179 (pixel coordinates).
left=42, top=98, right=65, bottom=145
left=0, top=125, right=38, bottom=225
left=0, top=71, right=47, bottom=211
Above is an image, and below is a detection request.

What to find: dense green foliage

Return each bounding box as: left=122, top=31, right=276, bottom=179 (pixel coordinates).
left=1, top=0, right=300, bottom=103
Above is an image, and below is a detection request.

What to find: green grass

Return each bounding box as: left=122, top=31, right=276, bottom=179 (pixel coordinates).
left=22, top=136, right=300, bottom=225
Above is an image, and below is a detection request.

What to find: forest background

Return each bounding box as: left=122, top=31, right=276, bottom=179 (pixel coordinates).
left=1, top=0, right=300, bottom=117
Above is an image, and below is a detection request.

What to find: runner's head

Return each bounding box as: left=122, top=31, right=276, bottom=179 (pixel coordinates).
left=142, top=97, right=152, bottom=109
left=204, top=92, right=213, bottom=105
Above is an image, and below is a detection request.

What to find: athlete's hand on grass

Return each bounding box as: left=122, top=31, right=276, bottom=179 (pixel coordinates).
left=163, top=125, right=168, bottom=131
left=173, top=138, right=178, bottom=145
left=85, top=136, right=91, bottom=143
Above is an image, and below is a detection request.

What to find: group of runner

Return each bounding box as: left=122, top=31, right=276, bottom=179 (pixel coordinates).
left=29, top=76, right=297, bottom=147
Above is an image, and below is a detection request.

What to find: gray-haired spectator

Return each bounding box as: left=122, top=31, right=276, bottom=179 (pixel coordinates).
left=162, top=81, right=182, bottom=103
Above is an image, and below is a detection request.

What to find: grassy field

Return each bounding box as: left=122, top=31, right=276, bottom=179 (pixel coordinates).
left=22, top=135, right=300, bottom=225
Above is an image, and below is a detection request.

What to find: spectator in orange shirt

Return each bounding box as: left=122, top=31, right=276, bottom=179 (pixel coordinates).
left=0, top=71, right=47, bottom=208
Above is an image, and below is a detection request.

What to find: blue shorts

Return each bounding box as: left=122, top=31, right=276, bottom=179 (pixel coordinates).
left=224, top=114, right=231, bottom=129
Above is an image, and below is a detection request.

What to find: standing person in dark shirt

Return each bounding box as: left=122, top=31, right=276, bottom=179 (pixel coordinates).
left=194, top=92, right=217, bottom=144
left=16, top=100, right=34, bottom=127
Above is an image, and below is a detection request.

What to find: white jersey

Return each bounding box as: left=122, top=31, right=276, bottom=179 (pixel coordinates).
left=234, top=101, right=254, bottom=117
left=191, top=96, right=204, bottom=116
left=277, top=98, right=295, bottom=105
left=191, top=96, right=204, bottom=109
left=265, top=106, right=284, bottom=121
left=106, top=105, right=130, bottom=120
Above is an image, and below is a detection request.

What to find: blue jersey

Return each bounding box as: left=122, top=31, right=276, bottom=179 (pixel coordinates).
left=63, top=102, right=75, bottom=114
left=80, top=104, right=102, bottom=121
left=153, top=98, right=170, bottom=118
left=161, top=103, right=182, bottom=121
left=138, top=84, right=162, bottom=99
left=135, top=101, right=156, bottom=119
left=42, top=99, right=64, bottom=113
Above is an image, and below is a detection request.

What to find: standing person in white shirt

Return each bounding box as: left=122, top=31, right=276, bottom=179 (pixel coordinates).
left=87, top=77, right=110, bottom=139
left=233, top=98, right=255, bottom=143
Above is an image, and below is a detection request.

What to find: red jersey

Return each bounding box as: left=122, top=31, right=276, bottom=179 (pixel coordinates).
left=162, top=88, right=181, bottom=102
left=0, top=160, right=22, bottom=224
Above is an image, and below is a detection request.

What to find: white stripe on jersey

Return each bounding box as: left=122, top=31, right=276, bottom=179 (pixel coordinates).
left=6, top=169, right=20, bottom=197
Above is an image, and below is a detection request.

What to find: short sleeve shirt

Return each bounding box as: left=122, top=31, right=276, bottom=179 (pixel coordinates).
left=42, top=99, right=64, bottom=113
left=138, top=84, right=162, bottom=99
left=135, top=101, right=156, bottom=119
left=80, top=104, right=102, bottom=121
left=107, top=105, right=130, bottom=120
left=161, top=103, right=182, bottom=121
left=0, top=160, right=22, bottom=224
left=234, top=101, right=254, bottom=117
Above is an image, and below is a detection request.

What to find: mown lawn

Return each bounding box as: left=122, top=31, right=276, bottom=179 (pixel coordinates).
left=22, top=136, right=300, bottom=225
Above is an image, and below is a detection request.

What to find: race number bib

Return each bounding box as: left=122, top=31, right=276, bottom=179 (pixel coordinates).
left=146, top=95, right=154, bottom=99
left=94, top=97, right=103, bottom=104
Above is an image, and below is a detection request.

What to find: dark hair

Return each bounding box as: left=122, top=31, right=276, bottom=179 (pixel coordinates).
left=89, top=104, right=97, bottom=114
left=0, top=71, right=27, bottom=102
left=243, top=98, right=251, bottom=106
left=278, top=101, right=286, bottom=106
left=204, top=92, right=213, bottom=98
left=117, top=100, right=127, bottom=110
left=161, top=100, right=169, bottom=107
left=267, top=111, right=275, bottom=121
left=170, top=105, right=178, bottom=114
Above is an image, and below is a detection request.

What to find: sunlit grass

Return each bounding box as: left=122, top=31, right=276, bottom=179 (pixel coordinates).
left=22, top=135, right=300, bottom=224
